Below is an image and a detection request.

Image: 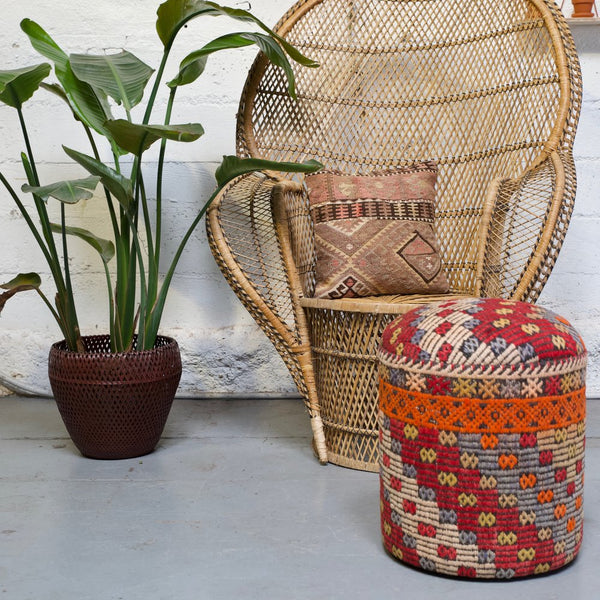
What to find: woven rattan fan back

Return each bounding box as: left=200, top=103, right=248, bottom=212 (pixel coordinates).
left=238, top=0, right=580, bottom=299
left=208, top=0, right=581, bottom=471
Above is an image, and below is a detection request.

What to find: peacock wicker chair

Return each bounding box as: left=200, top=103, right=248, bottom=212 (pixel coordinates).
left=206, top=0, right=582, bottom=471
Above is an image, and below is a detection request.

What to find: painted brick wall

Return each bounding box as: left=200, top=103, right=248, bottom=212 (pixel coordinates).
left=540, top=20, right=600, bottom=397
left=0, top=1, right=598, bottom=397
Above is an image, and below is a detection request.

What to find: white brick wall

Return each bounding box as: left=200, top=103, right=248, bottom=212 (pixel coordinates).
left=0, top=1, right=598, bottom=397
left=540, top=20, right=600, bottom=396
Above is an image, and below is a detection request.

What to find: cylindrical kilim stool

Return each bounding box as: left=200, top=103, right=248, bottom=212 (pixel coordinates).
left=377, top=297, right=586, bottom=579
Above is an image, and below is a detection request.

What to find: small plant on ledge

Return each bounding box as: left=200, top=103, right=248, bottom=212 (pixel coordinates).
left=569, top=1, right=598, bottom=17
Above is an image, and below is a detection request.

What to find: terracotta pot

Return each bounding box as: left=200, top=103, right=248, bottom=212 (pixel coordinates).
left=572, top=1, right=596, bottom=17
left=48, top=335, right=181, bottom=459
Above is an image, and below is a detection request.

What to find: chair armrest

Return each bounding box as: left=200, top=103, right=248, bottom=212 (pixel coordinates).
left=205, top=171, right=317, bottom=376
left=206, top=172, right=327, bottom=462
left=206, top=171, right=299, bottom=349
left=474, top=149, right=576, bottom=303
left=271, top=179, right=316, bottom=299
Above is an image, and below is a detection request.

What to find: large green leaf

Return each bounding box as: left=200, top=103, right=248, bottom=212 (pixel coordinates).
left=0, top=64, right=51, bottom=108
left=70, top=51, right=155, bottom=112
left=22, top=176, right=100, bottom=204
left=49, top=223, right=115, bottom=264
left=104, top=120, right=204, bottom=156
left=62, top=146, right=134, bottom=209
left=168, top=32, right=296, bottom=95
left=157, top=0, right=251, bottom=47
left=41, top=82, right=128, bottom=156
left=0, top=273, right=42, bottom=314
left=156, top=0, right=318, bottom=70
left=20, top=19, right=111, bottom=138
left=215, top=155, right=322, bottom=188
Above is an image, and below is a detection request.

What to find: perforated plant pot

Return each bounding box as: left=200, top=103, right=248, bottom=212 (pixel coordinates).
left=48, top=335, right=182, bottom=459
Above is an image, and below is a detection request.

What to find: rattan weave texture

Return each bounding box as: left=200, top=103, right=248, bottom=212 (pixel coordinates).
left=206, top=0, right=582, bottom=469
left=48, top=335, right=182, bottom=459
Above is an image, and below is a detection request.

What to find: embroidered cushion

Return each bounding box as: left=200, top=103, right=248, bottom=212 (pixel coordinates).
left=305, top=164, right=449, bottom=299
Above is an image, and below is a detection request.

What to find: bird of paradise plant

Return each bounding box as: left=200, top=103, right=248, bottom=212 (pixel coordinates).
left=0, top=0, right=321, bottom=353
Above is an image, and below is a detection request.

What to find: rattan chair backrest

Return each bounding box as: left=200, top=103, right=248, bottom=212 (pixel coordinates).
left=236, top=0, right=580, bottom=296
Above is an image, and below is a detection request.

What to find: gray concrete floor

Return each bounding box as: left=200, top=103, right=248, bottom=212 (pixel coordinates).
left=0, top=396, right=599, bottom=600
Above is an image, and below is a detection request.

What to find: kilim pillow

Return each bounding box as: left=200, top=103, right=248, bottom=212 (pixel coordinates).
left=305, top=164, right=449, bottom=299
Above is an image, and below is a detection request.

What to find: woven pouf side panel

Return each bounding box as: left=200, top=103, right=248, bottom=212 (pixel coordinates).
left=378, top=298, right=586, bottom=579
left=379, top=402, right=585, bottom=578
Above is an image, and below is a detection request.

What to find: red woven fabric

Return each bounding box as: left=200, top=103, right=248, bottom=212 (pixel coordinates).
left=378, top=298, right=586, bottom=578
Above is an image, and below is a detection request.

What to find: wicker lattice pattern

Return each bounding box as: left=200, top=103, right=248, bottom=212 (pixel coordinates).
left=48, top=335, right=182, bottom=459
left=206, top=0, right=582, bottom=469
left=378, top=298, right=586, bottom=578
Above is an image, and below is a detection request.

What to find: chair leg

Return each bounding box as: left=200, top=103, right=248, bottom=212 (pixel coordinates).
left=310, top=414, right=328, bottom=465
left=296, top=346, right=329, bottom=464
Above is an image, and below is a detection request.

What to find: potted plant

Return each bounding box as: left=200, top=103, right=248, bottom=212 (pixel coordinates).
left=0, top=0, right=321, bottom=459
left=571, top=1, right=597, bottom=17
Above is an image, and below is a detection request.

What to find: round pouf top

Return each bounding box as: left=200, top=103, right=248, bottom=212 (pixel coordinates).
left=377, top=297, right=586, bottom=579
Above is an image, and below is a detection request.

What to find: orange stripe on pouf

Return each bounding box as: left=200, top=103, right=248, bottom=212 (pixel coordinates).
left=379, top=380, right=586, bottom=434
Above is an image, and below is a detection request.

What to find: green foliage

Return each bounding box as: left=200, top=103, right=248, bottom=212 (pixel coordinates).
left=0, top=64, right=51, bottom=108
left=0, top=0, right=321, bottom=353
left=62, top=147, right=134, bottom=209
left=0, top=273, right=42, bottom=290
left=169, top=32, right=298, bottom=95
left=20, top=19, right=114, bottom=141
left=22, top=176, right=101, bottom=204
left=216, top=156, right=323, bottom=188
left=49, top=224, right=115, bottom=264
left=0, top=273, right=42, bottom=315
left=70, top=52, right=154, bottom=113
left=104, top=121, right=204, bottom=155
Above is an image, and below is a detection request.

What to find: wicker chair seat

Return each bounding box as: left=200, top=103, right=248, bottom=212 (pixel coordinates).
left=299, top=294, right=471, bottom=315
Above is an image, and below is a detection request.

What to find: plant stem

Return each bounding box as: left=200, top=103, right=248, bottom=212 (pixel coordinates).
left=123, top=209, right=148, bottom=349
left=18, top=109, right=63, bottom=268
left=115, top=146, right=135, bottom=351
left=0, top=173, right=71, bottom=350
left=143, top=188, right=220, bottom=348
left=59, top=202, right=77, bottom=340
left=16, top=106, right=40, bottom=185
left=35, top=287, right=62, bottom=325
left=14, top=108, right=81, bottom=350
left=0, top=171, right=52, bottom=267
left=142, top=44, right=173, bottom=126
left=138, top=169, right=157, bottom=321
left=84, top=124, right=120, bottom=236
left=137, top=166, right=155, bottom=274
left=102, top=262, right=116, bottom=352
left=83, top=122, right=123, bottom=349
left=155, top=86, right=177, bottom=271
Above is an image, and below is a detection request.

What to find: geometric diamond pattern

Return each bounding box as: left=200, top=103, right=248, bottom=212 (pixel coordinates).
left=306, top=166, right=449, bottom=299
left=378, top=298, right=586, bottom=578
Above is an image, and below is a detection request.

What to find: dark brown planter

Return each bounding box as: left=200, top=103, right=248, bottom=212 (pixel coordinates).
left=48, top=334, right=182, bottom=459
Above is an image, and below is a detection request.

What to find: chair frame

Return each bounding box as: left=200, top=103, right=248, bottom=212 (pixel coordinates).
left=207, top=0, right=582, bottom=470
